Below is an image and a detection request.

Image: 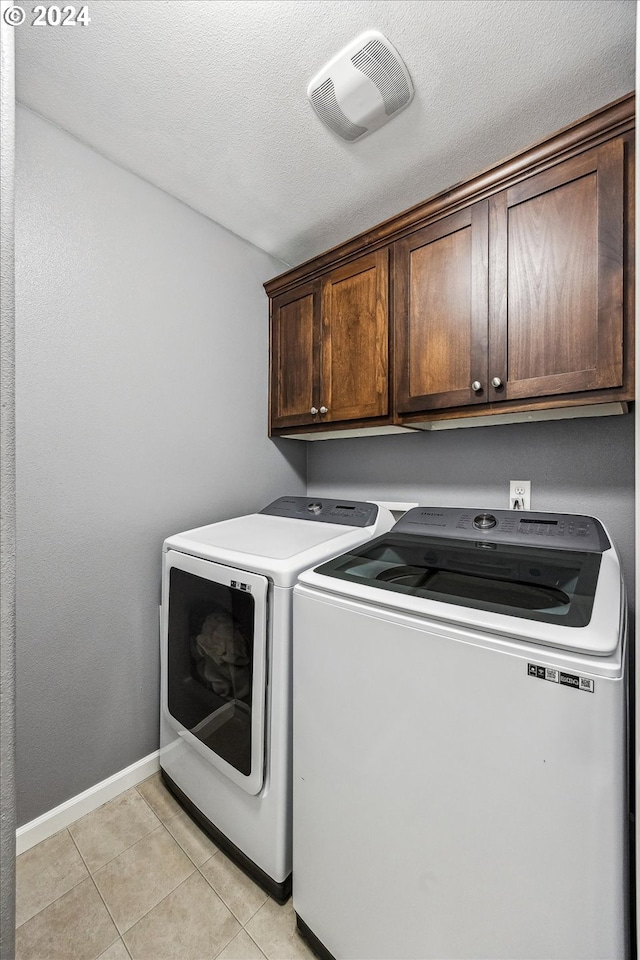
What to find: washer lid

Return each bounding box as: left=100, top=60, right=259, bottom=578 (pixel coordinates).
left=163, top=506, right=394, bottom=587
left=299, top=530, right=623, bottom=656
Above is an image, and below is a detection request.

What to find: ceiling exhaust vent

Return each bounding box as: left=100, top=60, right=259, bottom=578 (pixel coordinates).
left=307, top=30, right=414, bottom=142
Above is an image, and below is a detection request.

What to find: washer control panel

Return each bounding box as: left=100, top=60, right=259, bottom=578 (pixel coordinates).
left=260, top=496, right=378, bottom=527
left=394, top=507, right=610, bottom=552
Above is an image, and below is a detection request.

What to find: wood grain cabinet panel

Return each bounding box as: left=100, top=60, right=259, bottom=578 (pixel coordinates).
left=269, top=250, right=390, bottom=432
left=395, top=204, right=489, bottom=412
left=488, top=139, right=624, bottom=403
left=320, top=250, right=389, bottom=422
left=270, top=282, right=319, bottom=429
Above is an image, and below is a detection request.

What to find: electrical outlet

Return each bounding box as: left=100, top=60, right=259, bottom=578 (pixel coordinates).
left=509, top=480, right=531, bottom=511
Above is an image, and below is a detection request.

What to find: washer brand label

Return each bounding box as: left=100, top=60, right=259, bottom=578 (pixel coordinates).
left=527, top=663, right=593, bottom=692
left=230, top=580, right=252, bottom=593
left=559, top=672, right=580, bottom=690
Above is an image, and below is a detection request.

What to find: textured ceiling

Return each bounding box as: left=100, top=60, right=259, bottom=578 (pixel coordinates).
left=15, top=0, right=635, bottom=266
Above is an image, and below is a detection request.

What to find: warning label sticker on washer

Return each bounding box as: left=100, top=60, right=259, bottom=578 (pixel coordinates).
left=527, top=663, right=594, bottom=692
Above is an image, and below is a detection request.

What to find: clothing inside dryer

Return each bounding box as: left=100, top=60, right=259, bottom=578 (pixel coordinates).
left=167, top=567, right=255, bottom=775
left=314, top=534, right=602, bottom=626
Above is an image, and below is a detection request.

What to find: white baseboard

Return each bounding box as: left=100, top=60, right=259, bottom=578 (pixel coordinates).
left=16, top=750, right=160, bottom=856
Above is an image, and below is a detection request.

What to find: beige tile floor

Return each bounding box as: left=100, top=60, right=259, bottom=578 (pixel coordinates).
left=15, top=773, right=316, bottom=960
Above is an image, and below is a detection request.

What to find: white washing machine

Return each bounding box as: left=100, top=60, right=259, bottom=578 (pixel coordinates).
left=159, top=496, right=394, bottom=902
left=293, top=507, right=629, bottom=958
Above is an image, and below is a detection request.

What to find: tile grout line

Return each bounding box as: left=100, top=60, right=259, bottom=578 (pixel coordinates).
left=162, top=812, right=221, bottom=867
left=125, top=868, right=240, bottom=960
left=66, top=829, right=130, bottom=960
left=133, top=777, right=203, bottom=861
left=67, top=789, right=162, bottom=875
left=135, top=775, right=259, bottom=930
left=104, top=822, right=198, bottom=942
left=191, top=847, right=273, bottom=956
left=81, top=819, right=170, bottom=878
left=132, top=776, right=243, bottom=941
left=194, top=846, right=273, bottom=928
left=223, top=920, right=269, bottom=960
left=212, top=924, right=268, bottom=960
left=69, top=816, right=204, bottom=955
left=146, top=779, right=277, bottom=955
left=19, top=816, right=273, bottom=959
left=145, top=784, right=272, bottom=949
left=240, top=923, right=269, bottom=959
left=134, top=782, right=173, bottom=820
left=71, top=775, right=178, bottom=956
left=17, top=775, right=278, bottom=959
left=15, top=828, right=91, bottom=931
left=113, top=776, right=273, bottom=957
left=194, top=854, right=248, bottom=949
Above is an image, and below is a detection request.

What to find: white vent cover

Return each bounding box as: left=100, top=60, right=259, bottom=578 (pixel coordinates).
left=307, top=30, right=414, bottom=142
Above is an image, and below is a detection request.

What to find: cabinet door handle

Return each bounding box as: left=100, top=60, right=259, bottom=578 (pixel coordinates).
left=319, top=406, right=329, bottom=414
left=310, top=406, right=318, bottom=415
left=471, top=381, right=482, bottom=392
left=491, top=377, right=503, bottom=388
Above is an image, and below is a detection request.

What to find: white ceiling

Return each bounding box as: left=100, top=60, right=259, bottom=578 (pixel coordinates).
left=15, top=0, right=635, bottom=267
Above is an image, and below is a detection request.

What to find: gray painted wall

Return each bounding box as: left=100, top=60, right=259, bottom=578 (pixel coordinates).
left=307, top=413, right=636, bottom=611
left=15, top=107, right=305, bottom=826
left=0, top=11, right=16, bottom=958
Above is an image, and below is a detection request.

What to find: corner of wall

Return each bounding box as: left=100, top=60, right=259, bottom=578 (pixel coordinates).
left=634, top=1, right=639, bottom=946
left=0, top=6, right=17, bottom=958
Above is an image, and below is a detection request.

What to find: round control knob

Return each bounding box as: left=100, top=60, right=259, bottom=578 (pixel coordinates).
left=473, top=512, right=497, bottom=530
left=319, top=406, right=329, bottom=414
left=471, top=380, right=482, bottom=392
left=310, top=406, right=318, bottom=415
left=307, top=502, right=322, bottom=514
left=491, top=377, right=503, bottom=388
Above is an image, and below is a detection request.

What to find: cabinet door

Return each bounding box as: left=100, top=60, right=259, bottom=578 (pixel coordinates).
left=320, top=249, right=389, bottom=423
left=270, top=281, right=320, bottom=429
left=395, top=203, right=489, bottom=412
left=489, top=139, right=624, bottom=402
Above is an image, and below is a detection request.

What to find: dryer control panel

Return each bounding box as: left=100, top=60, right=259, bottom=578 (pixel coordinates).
left=394, top=507, right=610, bottom=552
left=260, top=496, right=379, bottom=527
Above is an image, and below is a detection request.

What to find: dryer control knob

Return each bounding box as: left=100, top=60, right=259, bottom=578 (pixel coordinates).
left=473, top=513, right=497, bottom=530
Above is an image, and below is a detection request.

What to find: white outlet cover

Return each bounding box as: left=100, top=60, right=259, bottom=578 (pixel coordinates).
left=509, top=480, right=531, bottom=510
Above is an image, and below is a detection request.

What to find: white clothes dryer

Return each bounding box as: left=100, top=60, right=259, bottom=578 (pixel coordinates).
left=293, top=506, right=629, bottom=958
left=159, top=496, right=394, bottom=902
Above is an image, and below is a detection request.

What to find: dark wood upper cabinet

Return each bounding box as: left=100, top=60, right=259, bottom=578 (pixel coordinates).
left=396, top=137, right=628, bottom=418
left=488, top=139, right=625, bottom=404
left=269, top=250, right=390, bottom=432
left=320, top=250, right=389, bottom=423
left=395, top=203, right=489, bottom=412
left=266, top=93, right=634, bottom=437
left=270, top=280, right=320, bottom=430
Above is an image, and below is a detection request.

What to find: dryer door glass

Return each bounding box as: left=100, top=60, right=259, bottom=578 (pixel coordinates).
left=165, top=558, right=268, bottom=794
